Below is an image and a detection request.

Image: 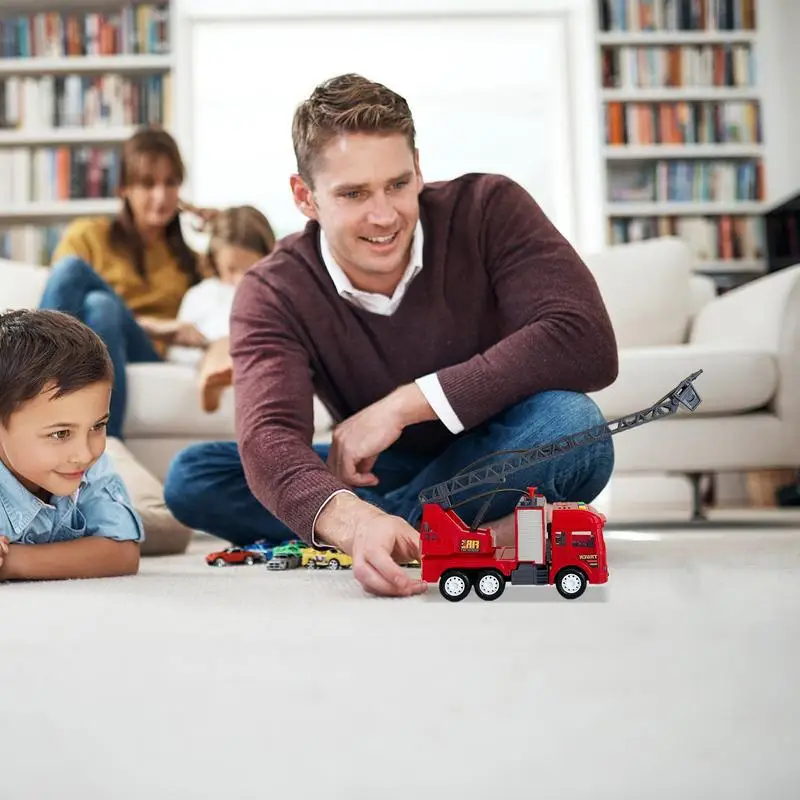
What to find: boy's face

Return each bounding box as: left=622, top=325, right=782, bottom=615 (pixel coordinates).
left=0, top=381, right=111, bottom=499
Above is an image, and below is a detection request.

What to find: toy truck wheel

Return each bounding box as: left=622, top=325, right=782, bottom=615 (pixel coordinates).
left=439, top=570, right=472, bottom=602
left=555, top=568, right=587, bottom=599
left=474, top=570, right=505, bottom=601
left=214, top=558, right=226, bottom=567
left=327, top=559, right=340, bottom=570
left=245, top=556, right=254, bottom=566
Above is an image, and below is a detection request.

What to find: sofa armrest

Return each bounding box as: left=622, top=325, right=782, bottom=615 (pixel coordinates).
left=690, top=265, right=800, bottom=450
left=0, top=258, right=49, bottom=310
left=690, top=265, right=800, bottom=352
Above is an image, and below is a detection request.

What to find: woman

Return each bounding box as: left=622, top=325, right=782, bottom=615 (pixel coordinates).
left=39, top=127, right=211, bottom=440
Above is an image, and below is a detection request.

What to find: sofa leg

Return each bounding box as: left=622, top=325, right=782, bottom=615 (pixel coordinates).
left=686, top=472, right=708, bottom=521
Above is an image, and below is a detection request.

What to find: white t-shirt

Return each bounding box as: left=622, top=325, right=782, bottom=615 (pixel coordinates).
left=166, top=277, right=237, bottom=366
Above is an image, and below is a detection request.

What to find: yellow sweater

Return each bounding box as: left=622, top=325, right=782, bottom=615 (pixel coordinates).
left=51, top=217, right=194, bottom=320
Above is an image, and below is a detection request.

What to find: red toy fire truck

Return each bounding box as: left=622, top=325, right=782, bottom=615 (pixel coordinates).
left=416, top=371, right=703, bottom=602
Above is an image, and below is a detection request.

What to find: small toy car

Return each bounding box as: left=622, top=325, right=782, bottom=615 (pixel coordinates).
left=266, top=554, right=302, bottom=570
left=244, top=540, right=277, bottom=560
left=304, top=547, right=353, bottom=570
left=206, top=547, right=267, bottom=567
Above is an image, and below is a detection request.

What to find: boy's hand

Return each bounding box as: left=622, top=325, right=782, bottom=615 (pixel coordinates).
left=0, top=535, right=9, bottom=576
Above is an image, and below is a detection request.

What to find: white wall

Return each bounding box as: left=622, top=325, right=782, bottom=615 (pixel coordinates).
left=172, top=0, right=605, bottom=252
left=754, top=0, right=800, bottom=207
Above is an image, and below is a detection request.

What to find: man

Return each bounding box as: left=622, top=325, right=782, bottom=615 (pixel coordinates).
left=164, top=73, right=619, bottom=598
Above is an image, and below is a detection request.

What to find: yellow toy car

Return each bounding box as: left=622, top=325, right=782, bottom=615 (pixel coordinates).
left=303, top=547, right=353, bottom=570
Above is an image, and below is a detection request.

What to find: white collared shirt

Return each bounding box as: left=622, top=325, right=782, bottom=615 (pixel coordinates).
left=311, top=222, right=465, bottom=546
left=318, top=222, right=463, bottom=435
left=320, top=221, right=424, bottom=317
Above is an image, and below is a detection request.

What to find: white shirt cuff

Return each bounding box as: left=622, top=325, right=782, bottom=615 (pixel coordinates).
left=311, top=488, right=357, bottom=549
left=415, top=373, right=464, bottom=434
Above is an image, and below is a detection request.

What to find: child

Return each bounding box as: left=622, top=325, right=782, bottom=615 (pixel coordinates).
left=167, top=205, right=276, bottom=367
left=0, top=309, right=144, bottom=582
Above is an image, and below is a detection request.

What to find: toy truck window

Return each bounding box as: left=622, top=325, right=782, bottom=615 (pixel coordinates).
left=571, top=531, right=595, bottom=548
left=554, top=532, right=566, bottom=546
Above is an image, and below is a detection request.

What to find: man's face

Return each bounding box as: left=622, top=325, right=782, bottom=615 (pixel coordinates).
left=291, top=132, right=423, bottom=294
left=0, top=381, right=111, bottom=499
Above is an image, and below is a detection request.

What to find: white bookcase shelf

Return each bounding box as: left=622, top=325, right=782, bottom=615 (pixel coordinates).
left=0, top=126, right=138, bottom=146
left=597, top=0, right=766, bottom=289
left=0, top=54, right=172, bottom=76
left=597, top=31, right=758, bottom=45
left=0, top=1, right=174, bottom=265
left=0, top=199, right=119, bottom=221
left=606, top=201, right=766, bottom=216
left=605, top=144, right=764, bottom=159
left=601, top=87, right=760, bottom=101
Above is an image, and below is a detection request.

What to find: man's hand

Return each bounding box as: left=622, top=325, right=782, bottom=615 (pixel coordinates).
left=0, top=535, right=8, bottom=577
left=349, top=512, right=427, bottom=597
left=328, top=399, right=404, bottom=487
left=315, top=493, right=426, bottom=598
left=328, top=383, right=437, bottom=487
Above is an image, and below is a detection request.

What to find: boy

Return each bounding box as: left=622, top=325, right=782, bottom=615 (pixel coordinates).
left=0, top=309, right=143, bottom=581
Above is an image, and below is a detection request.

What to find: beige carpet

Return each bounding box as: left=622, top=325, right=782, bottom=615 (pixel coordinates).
left=2, top=519, right=800, bottom=800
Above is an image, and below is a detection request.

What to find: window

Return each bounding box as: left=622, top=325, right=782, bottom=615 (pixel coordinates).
left=571, top=531, right=595, bottom=548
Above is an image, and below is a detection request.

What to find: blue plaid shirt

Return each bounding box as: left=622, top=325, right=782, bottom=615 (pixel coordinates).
left=0, top=453, right=144, bottom=545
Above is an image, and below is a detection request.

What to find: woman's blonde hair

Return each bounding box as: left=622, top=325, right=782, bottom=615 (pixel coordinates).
left=205, top=205, right=276, bottom=275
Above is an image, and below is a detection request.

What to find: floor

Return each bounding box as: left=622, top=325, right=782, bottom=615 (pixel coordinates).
left=2, top=512, right=799, bottom=799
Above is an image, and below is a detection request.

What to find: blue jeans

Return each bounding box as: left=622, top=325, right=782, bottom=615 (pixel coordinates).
left=39, top=256, right=162, bottom=439
left=163, top=390, right=615, bottom=547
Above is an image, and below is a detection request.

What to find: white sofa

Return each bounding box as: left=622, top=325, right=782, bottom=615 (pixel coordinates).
left=584, top=237, right=800, bottom=515
left=2, top=236, right=799, bottom=518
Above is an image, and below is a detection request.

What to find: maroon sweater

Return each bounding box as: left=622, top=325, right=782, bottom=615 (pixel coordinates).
left=229, top=173, right=618, bottom=540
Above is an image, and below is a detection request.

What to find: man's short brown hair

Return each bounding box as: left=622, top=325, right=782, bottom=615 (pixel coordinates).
left=292, top=73, right=416, bottom=185
left=0, top=309, right=114, bottom=426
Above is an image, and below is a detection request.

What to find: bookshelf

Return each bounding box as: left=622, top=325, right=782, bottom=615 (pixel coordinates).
left=597, top=0, right=767, bottom=291
left=0, top=0, right=173, bottom=265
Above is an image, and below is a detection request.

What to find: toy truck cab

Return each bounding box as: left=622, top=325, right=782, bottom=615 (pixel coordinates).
left=547, top=500, right=609, bottom=597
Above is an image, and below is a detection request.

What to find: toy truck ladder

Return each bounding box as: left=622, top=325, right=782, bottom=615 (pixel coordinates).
left=418, top=370, right=703, bottom=517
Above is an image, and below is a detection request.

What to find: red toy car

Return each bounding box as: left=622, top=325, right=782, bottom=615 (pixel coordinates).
left=206, top=547, right=267, bottom=567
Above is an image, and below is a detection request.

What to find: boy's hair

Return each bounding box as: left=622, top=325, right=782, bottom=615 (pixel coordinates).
left=0, top=309, right=114, bottom=426
left=292, top=73, right=416, bottom=186
left=206, top=205, right=276, bottom=275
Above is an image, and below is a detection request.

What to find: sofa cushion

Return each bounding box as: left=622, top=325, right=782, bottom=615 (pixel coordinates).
left=124, top=363, right=234, bottom=438
left=123, top=363, right=333, bottom=438
left=0, top=258, right=48, bottom=310
left=584, top=237, right=692, bottom=349
left=590, top=345, right=778, bottom=419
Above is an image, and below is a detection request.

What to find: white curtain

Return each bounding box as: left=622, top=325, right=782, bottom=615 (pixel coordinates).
left=190, top=14, right=574, bottom=239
